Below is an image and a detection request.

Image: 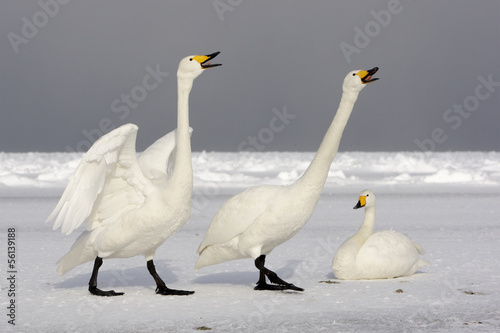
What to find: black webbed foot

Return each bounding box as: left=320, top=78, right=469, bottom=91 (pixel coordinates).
left=88, top=285, right=124, bottom=297
left=88, top=257, right=124, bottom=296
left=254, top=281, right=304, bottom=292
left=147, top=260, right=194, bottom=296
left=155, top=286, right=195, bottom=296
left=254, top=255, right=304, bottom=292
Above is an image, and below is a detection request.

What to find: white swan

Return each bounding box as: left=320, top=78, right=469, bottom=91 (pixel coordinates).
left=195, top=68, right=379, bottom=291
left=46, top=52, right=221, bottom=296
left=332, top=189, right=429, bottom=280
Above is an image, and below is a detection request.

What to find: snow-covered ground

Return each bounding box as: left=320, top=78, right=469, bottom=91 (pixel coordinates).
left=1, top=151, right=499, bottom=332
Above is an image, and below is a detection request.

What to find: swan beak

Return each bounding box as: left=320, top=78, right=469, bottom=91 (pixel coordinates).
left=353, top=196, right=366, bottom=209
left=357, top=67, right=379, bottom=84
left=192, top=52, right=222, bottom=69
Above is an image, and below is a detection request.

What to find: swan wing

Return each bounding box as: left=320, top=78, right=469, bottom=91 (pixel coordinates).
left=361, top=231, right=417, bottom=259
left=46, top=123, right=151, bottom=235
left=138, top=127, right=193, bottom=180
left=357, top=231, right=421, bottom=277
left=197, top=185, right=281, bottom=254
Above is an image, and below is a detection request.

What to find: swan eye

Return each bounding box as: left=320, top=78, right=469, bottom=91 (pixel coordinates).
left=189, top=58, right=193, bottom=61
left=366, top=194, right=369, bottom=196
left=352, top=73, right=356, bottom=76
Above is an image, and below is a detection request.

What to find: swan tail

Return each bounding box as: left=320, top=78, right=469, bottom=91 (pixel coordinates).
left=417, top=258, right=430, bottom=270
left=411, top=240, right=426, bottom=255
left=56, top=232, right=96, bottom=275
left=411, top=241, right=430, bottom=272
left=195, top=243, right=245, bottom=271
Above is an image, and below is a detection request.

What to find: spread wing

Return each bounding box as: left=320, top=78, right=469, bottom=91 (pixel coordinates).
left=138, top=127, right=193, bottom=180
left=46, top=124, right=153, bottom=235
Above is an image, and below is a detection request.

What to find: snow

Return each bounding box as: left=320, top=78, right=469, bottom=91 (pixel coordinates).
left=1, top=151, right=499, bottom=332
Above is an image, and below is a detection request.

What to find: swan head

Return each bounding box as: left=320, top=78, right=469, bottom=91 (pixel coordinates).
left=353, top=189, right=376, bottom=209
left=177, top=51, right=222, bottom=81
left=343, top=67, right=379, bottom=92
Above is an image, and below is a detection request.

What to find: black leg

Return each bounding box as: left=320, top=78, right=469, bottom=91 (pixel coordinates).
left=146, top=260, right=194, bottom=296
left=88, top=257, right=124, bottom=297
left=254, top=255, right=304, bottom=292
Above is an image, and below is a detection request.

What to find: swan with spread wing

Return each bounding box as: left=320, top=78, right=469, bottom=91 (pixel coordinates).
left=47, top=52, right=221, bottom=296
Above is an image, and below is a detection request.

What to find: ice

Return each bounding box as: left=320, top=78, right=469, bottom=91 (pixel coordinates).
left=1, top=151, right=499, bottom=332
left=1, top=151, right=499, bottom=189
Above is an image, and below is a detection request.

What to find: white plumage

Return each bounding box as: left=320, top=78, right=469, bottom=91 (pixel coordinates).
left=332, top=189, right=429, bottom=280
left=48, top=125, right=187, bottom=273
left=196, top=68, right=379, bottom=291
left=46, top=52, right=221, bottom=296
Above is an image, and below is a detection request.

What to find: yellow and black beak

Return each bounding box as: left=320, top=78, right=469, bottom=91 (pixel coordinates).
left=353, top=195, right=367, bottom=209
left=192, top=51, right=222, bottom=69
left=356, top=67, right=379, bottom=84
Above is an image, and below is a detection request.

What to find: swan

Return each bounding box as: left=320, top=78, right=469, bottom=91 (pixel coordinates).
left=46, top=52, right=221, bottom=296
left=332, top=189, right=429, bottom=280
left=195, top=68, right=379, bottom=291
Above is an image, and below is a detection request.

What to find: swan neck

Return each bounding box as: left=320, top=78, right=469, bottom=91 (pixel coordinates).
left=297, top=90, right=359, bottom=190
left=339, top=206, right=375, bottom=264
left=170, top=77, right=193, bottom=186
left=357, top=206, right=375, bottom=239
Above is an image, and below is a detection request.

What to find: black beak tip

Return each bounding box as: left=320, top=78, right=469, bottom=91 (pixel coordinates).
left=367, top=67, right=379, bottom=75
left=201, top=51, right=222, bottom=68
left=361, top=67, right=379, bottom=83
left=206, top=51, right=221, bottom=59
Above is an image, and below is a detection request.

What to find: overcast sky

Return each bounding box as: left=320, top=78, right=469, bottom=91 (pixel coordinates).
left=1, top=1, right=499, bottom=153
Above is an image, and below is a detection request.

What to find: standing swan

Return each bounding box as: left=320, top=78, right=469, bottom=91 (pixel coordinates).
left=195, top=68, right=379, bottom=291
left=46, top=52, right=221, bottom=296
left=332, top=190, right=429, bottom=280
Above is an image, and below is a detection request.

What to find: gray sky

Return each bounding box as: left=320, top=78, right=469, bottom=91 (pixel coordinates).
left=1, top=1, right=499, bottom=153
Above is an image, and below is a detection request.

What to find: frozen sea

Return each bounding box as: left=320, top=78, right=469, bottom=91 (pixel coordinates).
left=1, top=151, right=499, bottom=332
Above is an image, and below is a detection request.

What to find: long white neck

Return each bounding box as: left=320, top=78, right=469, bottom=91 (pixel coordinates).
left=295, top=90, right=359, bottom=192
left=356, top=206, right=375, bottom=241
left=169, top=77, right=193, bottom=191
left=338, top=206, right=375, bottom=264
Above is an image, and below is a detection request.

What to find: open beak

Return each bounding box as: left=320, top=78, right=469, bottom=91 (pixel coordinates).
left=357, top=67, right=379, bottom=84
left=193, top=51, right=222, bottom=69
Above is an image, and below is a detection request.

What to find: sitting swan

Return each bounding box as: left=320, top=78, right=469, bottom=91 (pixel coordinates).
left=332, top=189, right=429, bottom=280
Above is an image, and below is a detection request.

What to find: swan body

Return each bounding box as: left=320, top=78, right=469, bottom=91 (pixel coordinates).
left=46, top=52, right=221, bottom=296
left=196, top=184, right=313, bottom=268
left=332, top=189, right=429, bottom=280
left=196, top=68, right=379, bottom=291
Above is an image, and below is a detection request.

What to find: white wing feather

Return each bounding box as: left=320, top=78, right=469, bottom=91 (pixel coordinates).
left=138, top=127, right=193, bottom=180
left=46, top=124, right=152, bottom=235
left=197, top=185, right=283, bottom=254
